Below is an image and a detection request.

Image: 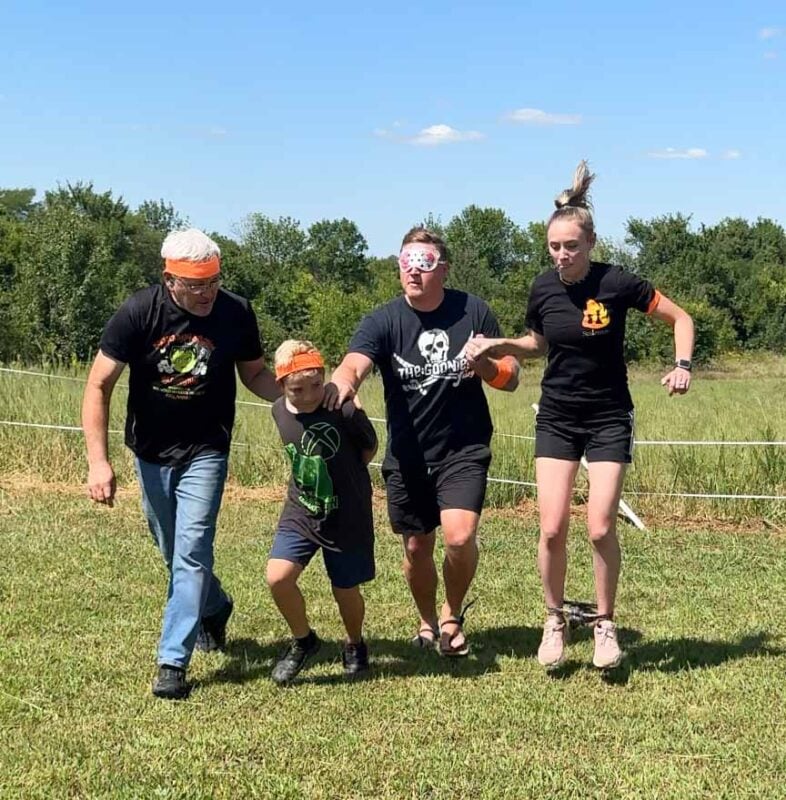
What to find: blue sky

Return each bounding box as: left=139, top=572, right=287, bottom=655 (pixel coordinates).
left=1, top=1, right=784, bottom=255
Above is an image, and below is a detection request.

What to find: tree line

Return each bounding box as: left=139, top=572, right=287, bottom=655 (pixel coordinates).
left=1, top=182, right=785, bottom=366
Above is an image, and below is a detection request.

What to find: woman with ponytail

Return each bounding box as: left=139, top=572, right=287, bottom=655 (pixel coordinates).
left=465, top=162, right=694, bottom=670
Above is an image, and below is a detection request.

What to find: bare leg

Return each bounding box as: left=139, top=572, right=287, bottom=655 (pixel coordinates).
left=266, top=558, right=309, bottom=638
left=439, top=508, right=481, bottom=651
left=586, top=461, right=626, bottom=617
left=332, top=585, right=365, bottom=643
left=535, top=458, right=581, bottom=610
left=402, top=531, right=439, bottom=635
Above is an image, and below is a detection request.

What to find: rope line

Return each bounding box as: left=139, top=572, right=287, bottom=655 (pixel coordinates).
left=3, top=366, right=784, bottom=448
left=1, top=418, right=783, bottom=501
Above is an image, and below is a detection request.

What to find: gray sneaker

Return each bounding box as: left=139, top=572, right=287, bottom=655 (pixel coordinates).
left=593, top=619, right=623, bottom=669
left=538, top=614, right=567, bottom=668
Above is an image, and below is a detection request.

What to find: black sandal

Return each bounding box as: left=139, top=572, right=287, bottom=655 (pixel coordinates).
left=439, top=600, right=475, bottom=657
left=411, top=624, right=439, bottom=649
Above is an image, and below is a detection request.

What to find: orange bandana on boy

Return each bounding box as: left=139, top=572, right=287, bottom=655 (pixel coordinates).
left=275, top=352, right=325, bottom=382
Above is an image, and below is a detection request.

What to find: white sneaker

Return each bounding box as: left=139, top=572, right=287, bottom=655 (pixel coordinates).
left=593, top=619, right=623, bottom=669
left=537, top=614, right=567, bottom=668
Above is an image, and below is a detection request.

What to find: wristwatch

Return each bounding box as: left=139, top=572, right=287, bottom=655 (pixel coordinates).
left=675, top=359, right=692, bottom=371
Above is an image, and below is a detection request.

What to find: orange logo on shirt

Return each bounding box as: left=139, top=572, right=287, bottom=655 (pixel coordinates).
left=582, top=299, right=610, bottom=330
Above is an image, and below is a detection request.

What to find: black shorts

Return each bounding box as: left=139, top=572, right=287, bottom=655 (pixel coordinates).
left=382, top=448, right=492, bottom=535
left=535, top=404, right=635, bottom=463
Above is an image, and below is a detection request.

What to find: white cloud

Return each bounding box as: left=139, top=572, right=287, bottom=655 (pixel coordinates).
left=648, top=147, right=708, bottom=160
left=764, top=50, right=778, bottom=60
left=375, top=123, right=484, bottom=146
left=759, top=27, right=782, bottom=40
left=722, top=149, right=742, bottom=160
left=410, top=124, right=484, bottom=146
left=504, top=107, right=582, bottom=126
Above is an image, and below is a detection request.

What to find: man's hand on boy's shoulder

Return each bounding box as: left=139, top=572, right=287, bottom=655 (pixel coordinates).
left=322, top=379, right=354, bottom=410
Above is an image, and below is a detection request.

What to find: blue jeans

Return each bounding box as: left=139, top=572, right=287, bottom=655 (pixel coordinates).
left=135, top=451, right=230, bottom=669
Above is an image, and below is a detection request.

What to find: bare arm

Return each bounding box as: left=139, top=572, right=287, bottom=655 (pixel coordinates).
left=650, top=294, right=695, bottom=396
left=82, top=351, right=125, bottom=505
left=324, top=352, right=375, bottom=410
left=466, top=332, right=547, bottom=362
left=236, top=357, right=282, bottom=402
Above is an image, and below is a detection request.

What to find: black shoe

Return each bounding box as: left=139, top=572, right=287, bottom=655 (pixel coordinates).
left=343, top=639, right=369, bottom=678
left=195, top=597, right=234, bottom=653
left=152, top=665, right=190, bottom=700
left=271, top=632, right=321, bottom=685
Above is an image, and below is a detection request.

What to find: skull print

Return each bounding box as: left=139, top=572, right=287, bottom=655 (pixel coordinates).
left=417, top=329, right=450, bottom=364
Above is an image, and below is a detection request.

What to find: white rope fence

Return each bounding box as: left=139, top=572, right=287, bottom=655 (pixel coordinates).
left=1, top=367, right=784, bottom=504
left=1, top=418, right=782, bottom=502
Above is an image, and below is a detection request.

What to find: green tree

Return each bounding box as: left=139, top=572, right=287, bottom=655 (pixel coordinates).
left=305, top=218, right=369, bottom=288
left=0, top=188, right=37, bottom=221
left=445, top=205, right=522, bottom=280
left=137, top=199, right=187, bottom=234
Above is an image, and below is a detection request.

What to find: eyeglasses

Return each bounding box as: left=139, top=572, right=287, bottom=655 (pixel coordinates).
left=398, top=247, right=444, bottom=274
left=172, top=276, right=221, bottom=294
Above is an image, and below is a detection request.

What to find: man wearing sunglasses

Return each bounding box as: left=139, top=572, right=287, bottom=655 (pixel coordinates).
left=328, top=227, right=519, bottom=657
left=82, top=228, right=280, bottom=699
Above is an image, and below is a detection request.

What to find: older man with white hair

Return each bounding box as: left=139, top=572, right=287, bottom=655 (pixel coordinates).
left=82, top=228, right=280, bottom=699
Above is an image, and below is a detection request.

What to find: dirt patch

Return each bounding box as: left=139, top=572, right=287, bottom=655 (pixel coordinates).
left=1, top=473, right=782, bottom=535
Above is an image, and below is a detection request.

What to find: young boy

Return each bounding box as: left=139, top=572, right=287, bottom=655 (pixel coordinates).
left=267, top=340, right=378, bottom=685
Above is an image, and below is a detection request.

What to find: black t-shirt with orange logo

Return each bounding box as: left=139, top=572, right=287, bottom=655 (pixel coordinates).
left=99, top=284, right=263, bottom=466
left=525, top=263, right=659, bottom=411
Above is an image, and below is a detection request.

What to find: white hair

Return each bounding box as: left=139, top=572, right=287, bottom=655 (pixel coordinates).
left=160, top=228, right=221, bottom=262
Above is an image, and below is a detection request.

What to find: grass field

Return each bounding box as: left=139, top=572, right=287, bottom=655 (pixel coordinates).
left=1, top=481, right=784, bottom=798
left=1, top=360, right=785, bottom=798
left=2, top=356, right=786, bottom=522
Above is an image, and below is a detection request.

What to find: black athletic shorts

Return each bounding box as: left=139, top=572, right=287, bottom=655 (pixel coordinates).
left=382, top=447, right=492, bottom=535
left=535, top=403, right=635, bottom=463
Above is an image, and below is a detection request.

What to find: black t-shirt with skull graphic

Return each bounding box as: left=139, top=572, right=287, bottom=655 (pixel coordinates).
left=348, top=290, right=502, bottom=470
left=525, top=262, right=658, bottom=412
left=272, top=398, right=377, bottom=552
left=99, top=283, right=263, bottom=466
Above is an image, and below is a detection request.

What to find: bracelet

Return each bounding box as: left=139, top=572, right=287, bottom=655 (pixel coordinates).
left=486, top=358, right=515, bottom=389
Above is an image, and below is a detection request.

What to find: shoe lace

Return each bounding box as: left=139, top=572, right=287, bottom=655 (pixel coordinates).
left=543, top=616, right=565, bottom=643
left=596, top=622, right=617, bottom=646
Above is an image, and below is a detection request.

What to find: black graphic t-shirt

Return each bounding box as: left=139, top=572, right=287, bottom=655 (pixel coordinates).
left=100, top=284, right=263, bottom=466
left=525, top=262, right=658, bottom=411
left=348, top=290, right=502, bottom=469
left=272, top=399, right=377, bottom=552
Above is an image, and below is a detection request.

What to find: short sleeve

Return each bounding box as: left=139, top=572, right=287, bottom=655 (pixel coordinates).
left=99, top=298, right=144, bottom=364
left=340, top=402, right=378, bottom=452
left=618, top=270, right=660, bottom=314
left=347, top=310, right=387, bottom=365
left=236, top=302, right=264, bottom=362
left=477, top=299, right=503, bottom=338
left=524, top=287, right=544, bottom=335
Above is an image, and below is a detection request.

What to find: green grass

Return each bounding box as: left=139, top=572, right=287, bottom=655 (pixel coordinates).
left=0, top=482, right=784, bottom=798
left=2, top=356, right=786, bottom=522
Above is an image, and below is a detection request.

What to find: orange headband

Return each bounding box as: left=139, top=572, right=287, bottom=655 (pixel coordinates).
left=164, top=256, right=221, bottom=279
left=275, top=352, right=325, bottom=381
